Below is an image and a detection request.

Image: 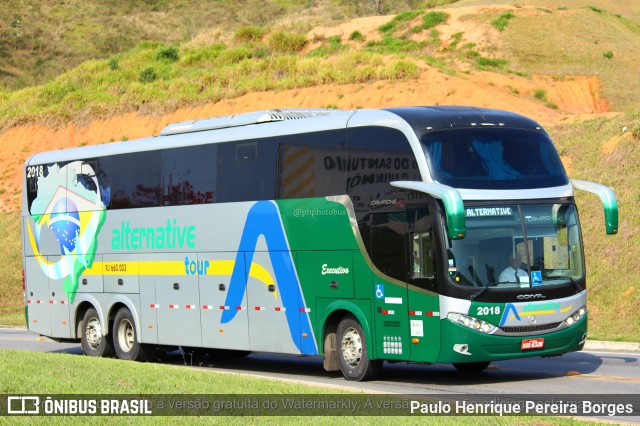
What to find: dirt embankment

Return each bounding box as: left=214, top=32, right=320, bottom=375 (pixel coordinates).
left=0, top=9, right=614, bottom=213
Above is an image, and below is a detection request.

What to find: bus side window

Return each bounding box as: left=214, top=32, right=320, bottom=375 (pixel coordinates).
left=410, top=206, right=435, bottom=280
left=412, top=231, right=434, bottom=279
left=217, top=138, right=277, bottom=203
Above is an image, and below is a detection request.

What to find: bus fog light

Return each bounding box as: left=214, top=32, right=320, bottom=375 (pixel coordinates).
left=454, top=344, right=471, bottom=355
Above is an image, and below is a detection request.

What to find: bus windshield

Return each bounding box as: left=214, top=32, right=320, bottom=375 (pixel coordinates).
left=444, top=203, right=584, bottom=289
left=421, top=128, right=569, bottom=189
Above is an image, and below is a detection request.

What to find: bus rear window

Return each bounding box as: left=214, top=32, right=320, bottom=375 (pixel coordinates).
left=421, top=128, right=568, bottom=189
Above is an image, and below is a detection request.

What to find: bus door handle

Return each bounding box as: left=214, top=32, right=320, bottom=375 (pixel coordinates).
left=268, top=284, right=276, bottom=293
left=330, top=281, right=338, bottom=289
left=173, top=283, right=180, bottom=290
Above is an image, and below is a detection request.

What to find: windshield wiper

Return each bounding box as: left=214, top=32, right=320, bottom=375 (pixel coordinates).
left=545, top=276, right=582, bottom=292
left=470, top=281, right=514, bottom=301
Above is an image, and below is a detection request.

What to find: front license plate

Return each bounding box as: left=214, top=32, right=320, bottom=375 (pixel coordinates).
left=521, top=338, right=544, bottom=350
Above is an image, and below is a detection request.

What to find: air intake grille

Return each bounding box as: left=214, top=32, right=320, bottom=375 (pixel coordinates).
left=499, top=322, right=562, bottom=334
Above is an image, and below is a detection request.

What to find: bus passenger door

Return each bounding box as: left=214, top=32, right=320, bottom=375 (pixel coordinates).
left=199, top=252, right=250, bottom=351
left=405, top=204, right=441, bottom=363
left=369, top=212, right=410, bottom=362
left=155, top=253, right=202, bottom=347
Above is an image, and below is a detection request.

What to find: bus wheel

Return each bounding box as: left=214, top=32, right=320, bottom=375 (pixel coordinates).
left=452, top=361, right=490, bottom=373
left=113, top=308, right=150, bottom=362
left=81, top=307, right=114, bottom=357
left=336, top=315, right=382, bottom=381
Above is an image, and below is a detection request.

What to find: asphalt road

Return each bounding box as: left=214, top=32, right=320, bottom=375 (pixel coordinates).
left=2, top=327, right=639, bottom=421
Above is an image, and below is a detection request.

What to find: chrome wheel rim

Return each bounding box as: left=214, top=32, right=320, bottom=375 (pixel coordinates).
left=117, top=318, right=135, bottom=352
left=86, top=317, right=102, bottom=349
left=341, top=327, right=362, bottom=367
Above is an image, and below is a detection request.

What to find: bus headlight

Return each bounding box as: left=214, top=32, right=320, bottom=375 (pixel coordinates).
left=564, top=306, right=586, bottom=326
left=447, top=313, right=497, bottom=334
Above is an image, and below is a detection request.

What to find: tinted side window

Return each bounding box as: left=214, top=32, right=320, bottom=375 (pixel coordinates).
left=162, top=145, right=216, bottom=205
left=216, top=138, right=277, bottom=203
left=346, top=126, right=421, bottom=213
left=346, top=126, right=421, bottom=282
left=277, top=130, right=346, bottom=199
left=99, top=151, right=161, bottom=209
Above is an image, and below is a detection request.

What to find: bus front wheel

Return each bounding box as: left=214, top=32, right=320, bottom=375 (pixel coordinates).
left=336, top=315, right=382, bottom=381
left=81, top=307, right=114, bottom=357
left=113, top=308, right=151, bottom=362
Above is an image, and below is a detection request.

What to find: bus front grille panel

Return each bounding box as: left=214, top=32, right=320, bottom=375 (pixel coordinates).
left=499, top=322, right=563, bottom=334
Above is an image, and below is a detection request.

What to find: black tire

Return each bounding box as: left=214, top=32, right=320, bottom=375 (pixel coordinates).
left=81, top=307, right=114, bottom=357
left=452, top=361, right=491, bottom=373
left=112, top=308, right=151, bottom=362
left=336, top=315, right=382, bottom=381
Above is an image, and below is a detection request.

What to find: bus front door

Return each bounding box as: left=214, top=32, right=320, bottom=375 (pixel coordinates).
left=369, top=213, right=410, bottom=362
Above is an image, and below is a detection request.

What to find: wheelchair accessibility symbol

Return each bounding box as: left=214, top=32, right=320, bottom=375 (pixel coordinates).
left=375, top=284, right=385, bottom=299
left=531, top=271, right=542, bottom=287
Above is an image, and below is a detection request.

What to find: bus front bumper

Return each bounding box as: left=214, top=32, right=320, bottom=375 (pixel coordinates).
left=438, top=316, right=587, bottom=364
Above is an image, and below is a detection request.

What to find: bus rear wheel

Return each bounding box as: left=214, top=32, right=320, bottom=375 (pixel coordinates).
left=336, top=315, right=382, bottom=381
left=113, top=308, right=151, bottom=362
left=452, top=361, right=491, bottom=373
left=81, top=307, right=114, bottom=357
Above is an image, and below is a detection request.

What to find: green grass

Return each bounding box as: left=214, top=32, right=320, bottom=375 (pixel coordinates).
left=548, top=113, right=640, bottom=341
left=0, top=350, right=605, bottom=424
left=0, top=213, right=23, bottom=327
left=491, top=12, right=515, bottom=31
left=501, top=6, right=640, bottom=112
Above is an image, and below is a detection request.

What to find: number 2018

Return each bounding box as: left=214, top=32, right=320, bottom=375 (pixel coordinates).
left=477, top=306, right=501, bottom=316
left=27, top=166, right=44, bottom=178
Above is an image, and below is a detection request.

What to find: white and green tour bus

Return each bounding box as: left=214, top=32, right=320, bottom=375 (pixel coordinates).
left=22, top=106, right=618, bottom=380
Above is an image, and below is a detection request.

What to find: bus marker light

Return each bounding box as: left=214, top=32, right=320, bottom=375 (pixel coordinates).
left=302, top=333, right=308, bottom=338
left=148, top=325, right=153, bottom=329
left=412, top=338, right=420, bottom=344
left=202, top=305, right=213, bottom=310
left=275, top=307, right=286, bottom=312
